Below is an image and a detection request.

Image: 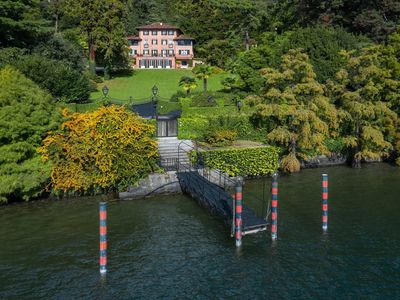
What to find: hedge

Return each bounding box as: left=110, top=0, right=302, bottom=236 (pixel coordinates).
left=178, top=117, right=209, bottom=139
left=193, top=146, right=280, bottom=177
left=181, top=105, right=237, bottom=117
left=157, top=100, right=182, bottom=115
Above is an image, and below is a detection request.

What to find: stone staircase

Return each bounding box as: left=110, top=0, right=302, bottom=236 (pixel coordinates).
left=157, top=137, right=193, bottom=170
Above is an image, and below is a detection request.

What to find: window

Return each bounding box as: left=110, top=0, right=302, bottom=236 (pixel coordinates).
left=179, top=50, right=190, bottom=55
left=161, top=39, right=167, bottom=45
left=130, top=49, right=137, bottom=55
left=130, top=40, right=139, bottom=46
left=144, top=40, right=148, bottom=48
left=152, top=39, right=158, bottom=45
left=143, top=50, right=149, bottom=55
left=168, top=40, right=174, bottom=48
left=161, top=30, right=167, bottom=35
left=152, top=49, right=158, bottom=56
left=143, top=30, right=149, bottom=35
left=168, top=30, right=174, bottom=35
left=168, top=49, right=174, bottom=56
left=161, top=49, right=167, bottom=56
left=152, top=30, right=157, bottom=35
left=177, top=40, right=191, bottom=46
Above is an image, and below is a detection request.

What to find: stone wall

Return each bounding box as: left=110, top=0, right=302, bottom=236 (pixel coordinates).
left=119, top=171, right=181, bottom=200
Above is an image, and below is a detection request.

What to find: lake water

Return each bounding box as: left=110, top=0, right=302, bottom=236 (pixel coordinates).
left=0, top=164, right=399, bottom=299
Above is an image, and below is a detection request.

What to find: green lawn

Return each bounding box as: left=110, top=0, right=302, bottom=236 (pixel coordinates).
left=91, top=69, right=226, bottom=101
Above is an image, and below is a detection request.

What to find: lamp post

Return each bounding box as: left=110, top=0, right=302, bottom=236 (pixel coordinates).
left=102, top=85, right=110, bottom=106
left=236, top=100, right=243, bottom=112
left=152, top=85, right=158, bottom=119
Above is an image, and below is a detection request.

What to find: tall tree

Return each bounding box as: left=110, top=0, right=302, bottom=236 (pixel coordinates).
left=329, top=46, right=399, bottom=166
left=66, top=0, right=128, bottom=75
left=252, top=49, right=339, bottom=173
left=193, top=64, right=221, bottom=94
left=0, top=0, right=49, bottom=47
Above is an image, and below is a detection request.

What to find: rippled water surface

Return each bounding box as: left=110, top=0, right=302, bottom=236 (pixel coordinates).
left=1, top=164, right=399, bottom=299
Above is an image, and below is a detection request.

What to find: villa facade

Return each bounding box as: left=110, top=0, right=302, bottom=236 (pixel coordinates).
left=128, top=23, right=195, bottom=69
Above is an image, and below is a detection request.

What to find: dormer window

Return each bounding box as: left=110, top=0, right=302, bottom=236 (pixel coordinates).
left=130, top=40, right=139, bottom=46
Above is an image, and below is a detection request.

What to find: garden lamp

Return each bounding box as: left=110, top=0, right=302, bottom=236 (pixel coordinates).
left=237, top=100, right=243, bottom=112
left=152, top=85, right=158, bottom=96
left=102, top=85, right=109, bottom=97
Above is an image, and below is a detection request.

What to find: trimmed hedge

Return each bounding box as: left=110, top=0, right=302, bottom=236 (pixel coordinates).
left=181, top=105, right=236, bottom=117
left=178, top=117, right=209, bottom=139
left=157, top=100, right=182, bottom=114
left=193, top=146, right=280, bottom=177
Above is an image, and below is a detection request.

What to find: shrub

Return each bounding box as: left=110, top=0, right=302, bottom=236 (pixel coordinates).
left=179, top=97, right=192, bottom=110
left=193, top=147, right=280, bottom=177
left=170, top=90, right=187, bottom=102
left=0, top=67, right=62, bottom=203
left=39, top=106, right=158, bottom=194
left=191, top=92, right=217, bottom=107
left=15, top=55, right=91, bottom=103
left=204, top=129, right=237, bottom=146
left=33, top=35, right=85, bottom=71
left=281, top=153, right=301, bottom=173
left=157, top=100, right=182, bottom=115
left=178, top=117, right=209, bottom=139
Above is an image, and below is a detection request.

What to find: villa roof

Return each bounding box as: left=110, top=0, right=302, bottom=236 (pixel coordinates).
left=174, top=35, right=195, bottom=40
left=127, top=36, right=142, bottom=40
left=137, top=23, right=180, bottom=30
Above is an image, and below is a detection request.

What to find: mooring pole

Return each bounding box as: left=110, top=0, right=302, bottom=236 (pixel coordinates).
left=99, top=202, right=107, bottom=275
left=271, top=173, right=279, bottom=241
left=231, top=194, right=236, bottom=237
left=322, top=174, right=328, bottom=231
left=235, top=182, right=243, bottom=247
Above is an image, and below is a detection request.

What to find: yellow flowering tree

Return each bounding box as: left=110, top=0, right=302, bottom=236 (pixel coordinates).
left=39, top=105, right=158, bottom=194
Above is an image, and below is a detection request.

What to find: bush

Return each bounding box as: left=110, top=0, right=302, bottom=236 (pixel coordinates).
left=178, top=117, right=209, bottom=139
left=157, top=100, right=182, bottom=115
left=281, top=153, right=301, bottom=173
left=204, top=129, right=237, bottom=146
left=170, top=90, right=187, bottom=102
left=191, top=92, right=217, bottom=107
left=33, top=34, right=85, bottom=71
left=15, top=55, right=91, bottom=103
left=193, top=147, right=280, bottom=177
left=0, top=51, right=91, bottom=103
left=39, top=106, right=158, bottom=194
left=0, top=67, right=62, bottom=203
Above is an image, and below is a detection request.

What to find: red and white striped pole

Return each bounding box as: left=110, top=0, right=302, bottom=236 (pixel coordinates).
left=99, top=202, right=107, bottom=275
left=235, top=183, right=243, bottom=247
left=271, top=173, right=278, bottom=241
left=322, top=174, right=328, bottom=231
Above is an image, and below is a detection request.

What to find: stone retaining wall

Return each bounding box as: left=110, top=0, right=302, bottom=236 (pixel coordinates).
left=119, top=171, right=181, bottom=200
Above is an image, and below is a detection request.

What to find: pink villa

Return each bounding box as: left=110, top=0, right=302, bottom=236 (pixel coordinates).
left=128, top=23, right=195, bottom=69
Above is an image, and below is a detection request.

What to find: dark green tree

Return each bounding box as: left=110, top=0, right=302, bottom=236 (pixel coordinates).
left=0, top=67, right=62, bottom=203
left=0, top=0, right=50, bottom=47
left=329, top=46, right=399, bottom=166
left=66, top=0, right=129, bottom=75
left=252, top=50, right=339, bottom=173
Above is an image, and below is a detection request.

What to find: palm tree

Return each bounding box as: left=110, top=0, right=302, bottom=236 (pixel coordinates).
left=192, top=64, right=221, bottom=94
left=178, top=76, right=198, bottom=96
